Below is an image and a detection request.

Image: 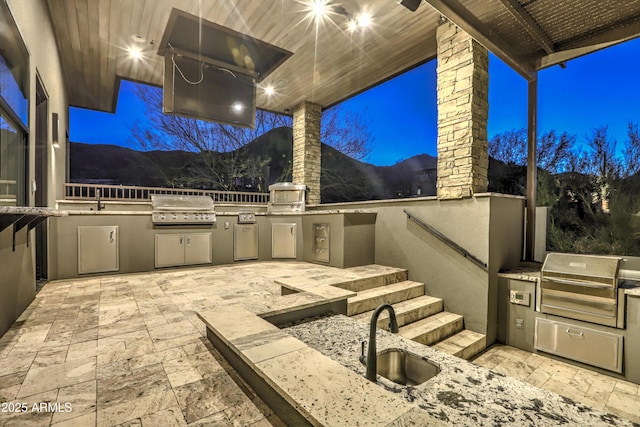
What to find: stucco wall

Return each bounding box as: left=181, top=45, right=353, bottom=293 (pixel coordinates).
left=9, top=0, right=69, bottom=205
left=0, top=227, right=35, bottom=337
left=318, top=194, right=524, bottom=345
left=0, top=0, right=68, bottom=337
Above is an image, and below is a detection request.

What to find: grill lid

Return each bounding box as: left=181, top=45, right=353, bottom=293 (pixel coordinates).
left=151, top=194, right=214, bottom=211
left=541, top=253, right=621, bottom=281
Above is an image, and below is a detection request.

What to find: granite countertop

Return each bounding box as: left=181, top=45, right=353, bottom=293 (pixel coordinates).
left=199, top=305, right=439, bottom=426
left=286, top=315, right=634, bottom=426
left=258, top=209, right=377, bottom=216
left=0, top=206, right=67, bottom=216
left=61, top=208, right=375, bottom=216
left=200, top=303, right=634, bottom=426
left=498, top=267, right=540, bottom=282
left=65, top=210, right=151, bottom=215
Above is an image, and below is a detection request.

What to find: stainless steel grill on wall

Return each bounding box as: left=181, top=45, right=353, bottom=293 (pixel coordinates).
left=151, top=194, right=216, bottom=225
left=539, top=253, right=624, bottom=328
left=267, top=183, right=306, bottom=213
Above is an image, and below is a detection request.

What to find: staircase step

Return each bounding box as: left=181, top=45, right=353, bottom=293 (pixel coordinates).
left=352, top=295, right=443, bottom=329
left=432, top=330, right=486, bottom=360
left=346, top=281, right=424, bottom=316
left=336, top=265, right=409, bottom=292
left=398, top=312, right=463, bottom=346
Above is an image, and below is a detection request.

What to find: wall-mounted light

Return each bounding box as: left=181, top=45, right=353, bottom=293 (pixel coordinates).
left=52, top=112, right=60, bottom=148
left=398, top=0, right=421, bottom=12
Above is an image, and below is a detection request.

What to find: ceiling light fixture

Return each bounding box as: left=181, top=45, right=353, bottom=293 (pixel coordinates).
left=356, top=12, right=371, bottom=28
left=127, top=47, right=143, bottom=60
left=131, top=34, right=146, bottom=43
left=264, top=85, right=275, bottom=96
left=311, top=0, right=329, bottom=20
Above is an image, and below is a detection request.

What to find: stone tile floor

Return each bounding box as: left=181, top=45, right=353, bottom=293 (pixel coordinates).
left=473, top=344, right=640, bottom=424
left=1, top=261, right=638, bottom=426
left=0, top=262, right=319, bottom=427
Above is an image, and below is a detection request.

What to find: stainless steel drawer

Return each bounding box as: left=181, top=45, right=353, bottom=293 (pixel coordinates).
left=534, top=318, right=623, bottom=373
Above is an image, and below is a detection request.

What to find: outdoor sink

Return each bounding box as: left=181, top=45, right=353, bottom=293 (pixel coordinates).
left=365, top=348, right=440, bottom=386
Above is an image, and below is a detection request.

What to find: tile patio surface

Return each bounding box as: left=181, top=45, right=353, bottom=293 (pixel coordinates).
left=0, top=261, right=638, bottom=426
left=473, top=344, right=640, bottom=424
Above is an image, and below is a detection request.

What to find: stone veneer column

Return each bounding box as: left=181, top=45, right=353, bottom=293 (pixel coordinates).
left=292, top=101, right=322, bottom=204
left=436, top=20, right=489, bottom=199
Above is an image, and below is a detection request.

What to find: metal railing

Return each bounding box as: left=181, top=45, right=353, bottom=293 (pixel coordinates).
left=404, top=209, right=487, bottom=269
left=64, top=183, right=269, bottom=204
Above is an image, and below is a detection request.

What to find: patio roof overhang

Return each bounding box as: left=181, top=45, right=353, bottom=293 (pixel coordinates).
left=46, top=0, right=640, bottom=114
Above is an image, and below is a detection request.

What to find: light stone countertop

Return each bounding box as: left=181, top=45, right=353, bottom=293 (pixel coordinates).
left=498, top=267, right=540, bottom=282
left=199, top=305, right=635, bottom=427
left=60, top=208, right=376, bottom=216
left=199, top=305, right=440, bottom=426
left=286, top=315, right=635, bottom=426
left=0, top=206, right=67, bottom=216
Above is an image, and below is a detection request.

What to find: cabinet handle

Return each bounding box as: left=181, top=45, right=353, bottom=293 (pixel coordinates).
left=179, top=236, right=183, bottom=246
left=187, top=237, right=191, bottom=246
left=290, top=226, right=294, bottom=235
left=565, top=328, right=584, bottom=337
left=109, top=230, right=115, bottom=243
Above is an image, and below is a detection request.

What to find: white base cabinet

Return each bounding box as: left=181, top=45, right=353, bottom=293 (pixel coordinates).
left=155, top=232, right=212, bottom=268
left=78, top=226, right=119, bottom=274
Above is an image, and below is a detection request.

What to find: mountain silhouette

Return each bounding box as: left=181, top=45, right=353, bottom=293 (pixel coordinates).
left=70, top=127, right=438, bottom=202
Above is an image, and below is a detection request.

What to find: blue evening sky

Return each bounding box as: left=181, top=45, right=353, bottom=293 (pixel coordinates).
left=70, top=38, right=640, bottom=166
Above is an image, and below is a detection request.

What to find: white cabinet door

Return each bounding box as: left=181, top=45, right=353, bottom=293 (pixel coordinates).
left=184, top=233, right=212, bottom=265
left=155, top=234, right=185, bottom=268
left=272, top=223, right=297, bottom=259
left=78, top=226, right=119, bottom=274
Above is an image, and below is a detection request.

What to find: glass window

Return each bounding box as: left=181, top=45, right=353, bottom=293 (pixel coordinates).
left=0, top=112, right=26, bottom=206
left=0, top=55, right=28, bottom=125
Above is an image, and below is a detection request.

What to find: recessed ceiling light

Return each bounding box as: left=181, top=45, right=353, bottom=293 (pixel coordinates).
left=127, top=47, right=143, bottom=60
left=347, top=19, right=358, bottom=32
left=264, top=85, right=275, bottom=96
left=311, top=0, right=329, bottom=19
left=356, top=12, right=371, bottom=28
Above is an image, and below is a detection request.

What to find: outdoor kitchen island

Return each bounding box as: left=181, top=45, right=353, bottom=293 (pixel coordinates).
left=49, top=201, right=377, bottom=280
left=199, top=302, right=636, bottom=426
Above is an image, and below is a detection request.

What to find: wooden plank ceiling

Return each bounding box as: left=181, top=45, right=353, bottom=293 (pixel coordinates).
left=45, top=0, right=640, bottom=114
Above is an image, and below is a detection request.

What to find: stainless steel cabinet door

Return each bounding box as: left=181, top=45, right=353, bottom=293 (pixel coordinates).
left=155, top=234, right=185, bottom=268
left=272, top=223, right=297, bottom=259
left=184, top=233, right=212, bottom=265
left=234, top=224, right=258, bottom=261
left=78, top=226, right=119, bottom=274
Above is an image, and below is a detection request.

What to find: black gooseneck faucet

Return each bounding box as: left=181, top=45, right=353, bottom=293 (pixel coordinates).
left=360, top=303, right=399, bottom=382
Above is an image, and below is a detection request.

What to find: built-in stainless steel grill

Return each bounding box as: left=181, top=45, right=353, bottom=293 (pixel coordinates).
left=539, top=253, right=624, bottom=328
left=151, top=194, right=216, bottom=225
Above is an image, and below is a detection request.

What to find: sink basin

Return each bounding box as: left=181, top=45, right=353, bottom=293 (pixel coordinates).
left=367, top=348, right=440, bottom=386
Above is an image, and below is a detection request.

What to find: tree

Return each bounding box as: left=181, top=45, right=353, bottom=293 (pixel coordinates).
left=321, top=106, right=373, bottom=160
left=488, top=128, right=576, bottom=173
left=623, top=122, right=640, bottom=178
left=130, top=83, right=372, bottom=192
left=130, top=85, right=288, bottom=191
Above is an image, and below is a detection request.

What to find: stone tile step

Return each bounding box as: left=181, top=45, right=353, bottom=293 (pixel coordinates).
left=352, top=295, right=443, bottom=330
left=337, top=265, right=409, bottom=293
left=398, top=312, right=463, bottom=346
left=432, top=329, right=486, bottom=360
left=346, top=281, right=424, bottom=316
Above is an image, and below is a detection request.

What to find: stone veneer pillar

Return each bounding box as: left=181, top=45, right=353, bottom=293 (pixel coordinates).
left=292, top=101, right=322, bottom=204
left=436, top=20, right=489, bottom=199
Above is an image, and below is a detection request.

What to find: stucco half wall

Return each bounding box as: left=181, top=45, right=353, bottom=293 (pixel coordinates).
left=318, top=193, right=525, bottom=345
